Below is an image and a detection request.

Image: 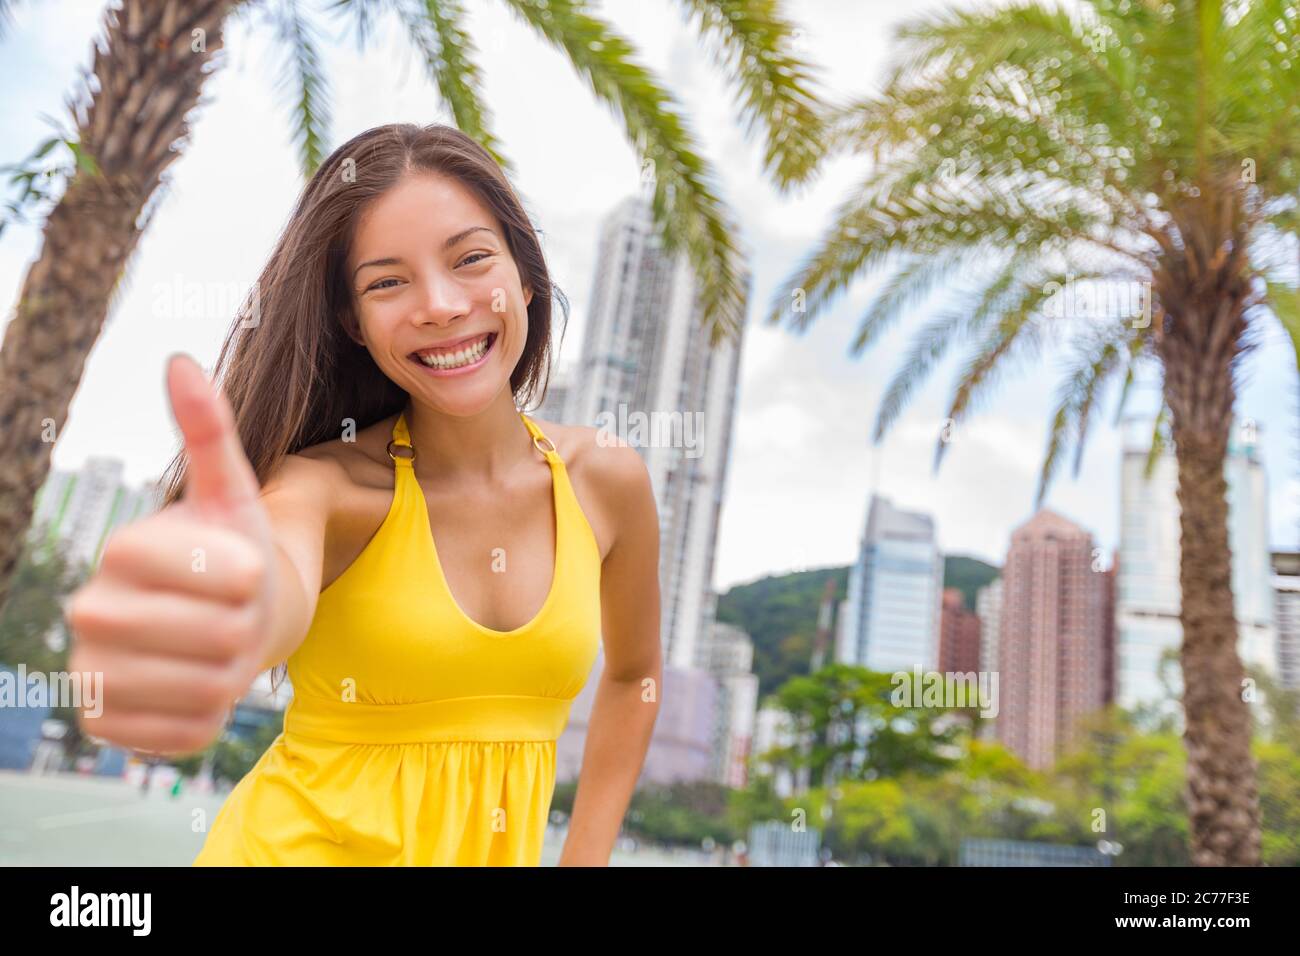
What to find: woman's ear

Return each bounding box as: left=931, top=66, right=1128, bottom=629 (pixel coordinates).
left=523, top=284, right=534, bottom=308
left=342, top=313, right=366, bottom=347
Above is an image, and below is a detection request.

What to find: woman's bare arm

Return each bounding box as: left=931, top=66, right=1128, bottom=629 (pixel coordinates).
left=251, top=453, right=342, bottom=671
left=559, top=441, right=663, bottom=865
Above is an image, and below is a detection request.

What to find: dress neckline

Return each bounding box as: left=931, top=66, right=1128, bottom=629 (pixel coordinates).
left=390, top=409, right=563, bottom=638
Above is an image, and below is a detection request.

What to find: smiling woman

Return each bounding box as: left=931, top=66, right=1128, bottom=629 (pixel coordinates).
left=66, top=123, right=662, bottom=867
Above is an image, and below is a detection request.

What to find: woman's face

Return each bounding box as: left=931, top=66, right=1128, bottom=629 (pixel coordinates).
left=345, top=170, right=533, bottom=416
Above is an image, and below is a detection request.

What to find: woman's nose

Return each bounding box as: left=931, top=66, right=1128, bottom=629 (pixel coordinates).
left=411, top=270, right=471, bottom=325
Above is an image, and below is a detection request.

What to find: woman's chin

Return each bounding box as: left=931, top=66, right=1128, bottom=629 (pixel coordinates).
left=411, top=376, right=511, bottom=418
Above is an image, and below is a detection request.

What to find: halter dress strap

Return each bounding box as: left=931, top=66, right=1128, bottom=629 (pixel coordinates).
left=386, top=410, right=561, bottom=467
left=520, top=413, right=562, bottom=465
left=387, top=412, right=415, bottom=466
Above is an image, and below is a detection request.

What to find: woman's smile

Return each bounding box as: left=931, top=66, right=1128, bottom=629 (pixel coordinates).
left=409, top=331, right=498, bottom=376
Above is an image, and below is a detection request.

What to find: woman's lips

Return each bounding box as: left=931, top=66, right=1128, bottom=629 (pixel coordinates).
left=409, top=331, right=497, bottom=377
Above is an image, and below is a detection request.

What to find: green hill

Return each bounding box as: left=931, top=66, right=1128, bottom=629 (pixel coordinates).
left=942, top=554, right=1000, bottom=610
left=715, top=565, right=848, bottom=700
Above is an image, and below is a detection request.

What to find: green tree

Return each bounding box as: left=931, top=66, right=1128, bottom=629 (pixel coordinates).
left=1053, top=706, right=1191, bottom=865
left=623, top=781, right=738, bottom=848
left=209, top=720, right=282, bottom=786
left=0, top=527, right=86, bottom=675
left=813, top=779, right=918, bottom=864
left=0, top=0, right=831, bottom=617
left=765, top=664, right=964, bottom=790
left=767, top=0, right=1299, bottom=866
left=1256, top=740, right=1300, bottom=866
left=726, top=771, right=787, bottom=837
left=0, top=529, right=95, bottom=762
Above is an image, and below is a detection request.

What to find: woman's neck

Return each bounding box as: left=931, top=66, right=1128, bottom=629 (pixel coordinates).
left=401, top=392, right=537, bottom=485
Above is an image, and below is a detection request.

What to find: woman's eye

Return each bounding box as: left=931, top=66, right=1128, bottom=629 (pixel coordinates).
left=459, top=252, right=491, bottom=267
left=367, top=278, right=401, bottom=292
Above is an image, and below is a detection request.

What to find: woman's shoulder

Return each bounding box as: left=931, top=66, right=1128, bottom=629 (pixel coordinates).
left=281, top=415, right=397, bottom=491
left=537, top=418, right=654, bottom=518
left=534, top=418, right=646, bottom=480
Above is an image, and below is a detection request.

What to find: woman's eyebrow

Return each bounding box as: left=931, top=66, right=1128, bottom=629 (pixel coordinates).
left=351, top=226, right=498, bottom=281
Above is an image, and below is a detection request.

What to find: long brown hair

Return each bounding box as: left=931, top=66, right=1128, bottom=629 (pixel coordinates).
left=157, top=123, right=567, bottom=690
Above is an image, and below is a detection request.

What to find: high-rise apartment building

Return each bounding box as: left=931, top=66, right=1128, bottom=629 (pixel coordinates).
left=939, top=588, right=981, bottom=674
left=997, top=509, right=1107, bottom=770
left=566, top=195, right=747, bottom=671
left=698, top=621, right=760, bottom=788
left=976, top=578, right=1003, bottom=676
left=30, top=458, right=164, bottom=572
left=1271, top=551, right=1300, bottom=692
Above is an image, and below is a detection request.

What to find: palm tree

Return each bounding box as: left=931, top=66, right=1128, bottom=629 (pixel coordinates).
left=0, top=0, right=830, bottom=612
left=0, top=0, right=238, bottom=612
left=767, top=0, right=1299, bottom=866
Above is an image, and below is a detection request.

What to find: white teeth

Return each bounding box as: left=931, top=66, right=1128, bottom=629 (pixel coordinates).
left=417, top=334, right=491, bottom=369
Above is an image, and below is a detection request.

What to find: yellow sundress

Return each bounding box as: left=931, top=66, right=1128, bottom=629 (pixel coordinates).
left=192, top=409, right=602, bottom=865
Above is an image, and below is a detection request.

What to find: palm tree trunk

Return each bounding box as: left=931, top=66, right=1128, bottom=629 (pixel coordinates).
left=1156, top=182, right=1262, bottom=865
left=0, top=0, right=235, bottom=614
left=1166, top=391, right=1261, bottom=865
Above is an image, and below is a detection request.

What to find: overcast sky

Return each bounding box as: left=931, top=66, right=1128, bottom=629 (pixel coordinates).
left=2, top=0, right=1297, bottom=592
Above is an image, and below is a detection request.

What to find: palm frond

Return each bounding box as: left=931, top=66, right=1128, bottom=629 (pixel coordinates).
left=1143, top=402, right=1171, bottom=481
left=0, top=0, right=22, bottom=40
left=329, top=0, right=382, bottom=51
left=670, top=0, right=828, bottom=188
left=934, top=265, right=1108, bottom=472
left=1265, top=279, right=1300, bottom=370
left=1035, top=325, right=1133, bottom=507
left=1110, top=327, right=1153, bottom=427
left=886, top=1, right=1151, bottom=161
left=765, top=140, right=1144, bottom=336
left=394, top=0, right=513, bottom=173
left=1217, top=0, right=1300, bottom=186
left=1266, top=202, right=1300, bottom=237
left=270, top=0, right=332, bottom=178
left=870, top=247, right=1030, bottom=441
left=934, top=309, right=1037, bottom=474
left=872, top=311, right=968, bottom=446
left=847, top=251, right=971, bottom=356
left=500, top=0, right=745, bottom=345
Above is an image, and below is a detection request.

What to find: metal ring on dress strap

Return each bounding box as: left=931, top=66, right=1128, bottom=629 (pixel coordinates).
left=533, top=434, right=556, bottom=456
left=387, top=439, right=416, bottom=462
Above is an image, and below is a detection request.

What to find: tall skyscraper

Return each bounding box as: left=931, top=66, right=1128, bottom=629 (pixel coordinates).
left=1270, top=551, right=1300, bottom=692
left=939, top=588, right=981, bottom=674
left=839, top=495, right=943, bottom=672
left=30, top=457, right=164, bottom=572
left=976, top=577, right=1003, bottom=676
left=531, top=365, right=572, bottom=424
left=567, top=195, right=747, bottom=671
left=974, top=577, right=1003, bottom=741
left=1116, top=417, right=1276, bottom=716
left=997, top=509, right=1107, bottom=770
left=698, top=621, right=760, bottom=788
left=556, top=654, right=718, bottom=786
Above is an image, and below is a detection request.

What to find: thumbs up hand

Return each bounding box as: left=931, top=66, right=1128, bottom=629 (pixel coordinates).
left=66, top=354, right=279, bottom=756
